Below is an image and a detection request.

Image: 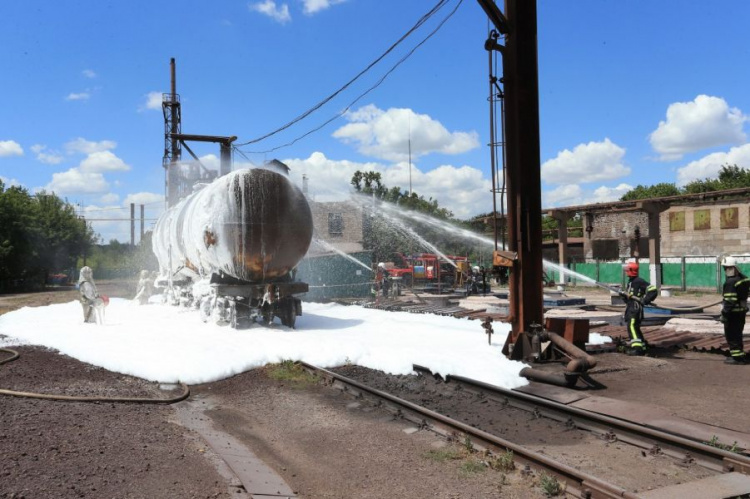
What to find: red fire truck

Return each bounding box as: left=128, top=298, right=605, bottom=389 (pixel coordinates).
left=386, top=253, right=469, bottom=287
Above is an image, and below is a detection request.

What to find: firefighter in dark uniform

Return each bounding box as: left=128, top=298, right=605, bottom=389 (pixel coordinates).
left=621, top=261, right=657, bottom=356
left=376, top=262, right=391, bottom=298
left=720, top=256, right=749, bottom=365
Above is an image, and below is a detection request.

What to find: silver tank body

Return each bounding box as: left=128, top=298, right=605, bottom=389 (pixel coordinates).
left=152, top=167, right=313, bottom=283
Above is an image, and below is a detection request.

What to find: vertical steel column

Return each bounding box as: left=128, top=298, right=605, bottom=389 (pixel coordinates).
left=220, top=142, right=232, bottom=177
left=130, top=203, right=135, bottom=246
left=163, top=58, right=182, bottom=207
left=502, top=0, right=544, bottom=337
left=140, top=204, right=145, bottom=240
left=680, top=256, right=686, bottom=291
left=169, top=59, right=180, bottom=205
left=488, top=42, right=499, bottom=250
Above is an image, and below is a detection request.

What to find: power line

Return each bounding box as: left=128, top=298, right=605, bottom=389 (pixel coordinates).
left=83, top=218, right=160, bottom=222
left=236, top=0, right=464, bottom=155
left=234, top=0, right=451, bottom=148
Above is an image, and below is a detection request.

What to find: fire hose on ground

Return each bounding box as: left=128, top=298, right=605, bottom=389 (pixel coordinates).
left=0, top=347, right=189, bottom=404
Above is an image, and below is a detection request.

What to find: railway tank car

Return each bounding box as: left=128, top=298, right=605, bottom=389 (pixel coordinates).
left=152, top=167, right=313, bottom=328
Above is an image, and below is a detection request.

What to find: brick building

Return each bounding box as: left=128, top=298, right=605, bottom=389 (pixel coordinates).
left=661, top=201, right=750, bottom=256
left=306, top=200, right=365, bottom=256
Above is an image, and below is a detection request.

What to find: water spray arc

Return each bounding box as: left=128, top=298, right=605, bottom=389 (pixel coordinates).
left=310, top=236, right=374, bottom=274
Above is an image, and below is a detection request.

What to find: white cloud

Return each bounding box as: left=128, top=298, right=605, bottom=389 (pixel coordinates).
left=544, top=184, right=583, bottom=207
left=302, top=0, right=346, bottom=15
left=31, top=144, right=64, bottom=164
left=99, top=193, right=120, bottom=204
left=195, top=154, right=220, bottom=171
left=590, top=183, right=633, bottom=203
left=82, top=69, right=97, bottom=78
left=250, top=0, right=291, bottom=24
left=283, top=151, right=491, bottom=219
left=139, top=91, right=163, bottom=112
left=65, top=138, right=117, bottom=154
left=676, top=143, right=750, bottom=186
left=79, top=151, right=131, bottom=173
left=543, top=182, right=633, bottom=208
left=123, top=192, right=164, bottom=207
left=0, top=175, right=21, bottom=187
left=0, top=140, right=23, bottom=157
left=65, top=92, right=90, bottom=101
left=333, top=105, right=479, bottom=162
left=541, top=138, right=629, bottom=185
left=649, top=95, right=747, bottom=161
left=45, top=168, right=109, bottom=195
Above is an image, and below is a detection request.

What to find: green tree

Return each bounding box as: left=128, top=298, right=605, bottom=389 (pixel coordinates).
left=684, top=164, right=750, bottom=193
left=0, top=182, right=96, bottom=289
left=620, top=182, right=681, bottom=201
left=621, top=164, right=750, bottom=200
left=0, top=181, right=35, bottom=282
left=29, top=191, right=97, bottom=282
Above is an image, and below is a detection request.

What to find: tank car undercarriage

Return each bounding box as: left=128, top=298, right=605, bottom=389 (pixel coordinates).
left=160, top=273, right=308, bottom=329
left=203, top=274, right=307, bottom=329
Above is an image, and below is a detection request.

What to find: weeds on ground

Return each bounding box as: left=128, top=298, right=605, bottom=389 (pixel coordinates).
left=459, top=459, right=486, bottom=476
left=488, top=450, right=515, bottom=472
left=423, top=448, right=463, bottom=463
left=538, top=472, right=564, bottom=497
left=463, top=435, right=474, bottom=453
left=266, top=360, right=318, bottom=386
left=704, top=435, right=743, bottom=453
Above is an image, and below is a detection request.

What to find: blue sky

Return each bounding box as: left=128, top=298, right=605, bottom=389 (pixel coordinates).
left=2, top=0, right=750, bottom=243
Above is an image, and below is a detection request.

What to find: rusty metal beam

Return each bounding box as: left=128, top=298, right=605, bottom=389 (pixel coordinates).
left=502, top=0, right=544, bottom=340
left=170, top=133, right=237, bottom=144
left=476, top=0, right=509, bottom=34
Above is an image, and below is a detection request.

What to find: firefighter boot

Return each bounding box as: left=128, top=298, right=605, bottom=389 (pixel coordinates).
left=724, top=354, right=749, bottom=365
left=626, top=347, right=646, bottom=356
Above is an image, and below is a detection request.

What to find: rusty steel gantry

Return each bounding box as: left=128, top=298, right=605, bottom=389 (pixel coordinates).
left=162, top=58, right=237, bottom=208
left=478, top=0, right=544, bottom=357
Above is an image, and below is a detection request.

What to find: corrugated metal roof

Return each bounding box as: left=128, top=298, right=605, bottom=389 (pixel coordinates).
left=363, top=298, right=508, bottom=322
left=593, top=324, right=731, bottom=354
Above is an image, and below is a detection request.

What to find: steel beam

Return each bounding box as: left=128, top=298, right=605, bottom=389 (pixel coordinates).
left=502, top=0, right=544, bottom=340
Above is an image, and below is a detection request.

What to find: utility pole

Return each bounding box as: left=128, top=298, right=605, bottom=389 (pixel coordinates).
left=130, top=203, right=135, bottom=246
left=408, top=115, right=413, bottom=196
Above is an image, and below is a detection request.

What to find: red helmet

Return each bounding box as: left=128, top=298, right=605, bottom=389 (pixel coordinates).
left=624, top=262, right=639, bottom=277
left=100, top=294, right=110, bottom=306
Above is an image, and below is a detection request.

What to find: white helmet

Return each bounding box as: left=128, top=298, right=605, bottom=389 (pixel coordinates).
left=472, top=266, right=480, bottom=273
left=721, top=256, right=737, bottom=267
left=377, top=262, right=386, bottom=269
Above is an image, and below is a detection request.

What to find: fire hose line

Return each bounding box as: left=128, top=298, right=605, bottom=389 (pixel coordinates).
left=649, top=299, right=723, bottom=313
left=0, top=348, right=190, bottom=404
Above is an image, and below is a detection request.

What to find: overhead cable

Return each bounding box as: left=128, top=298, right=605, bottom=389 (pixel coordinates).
left=237, top=0, right=464, bottom=155
left=234, top=0, right=450, bottom=147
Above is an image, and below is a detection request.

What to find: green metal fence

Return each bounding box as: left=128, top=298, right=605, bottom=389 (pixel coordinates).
left=295, top=251, right=374, bottom=300
left=548, top=256, right=750, bottom=292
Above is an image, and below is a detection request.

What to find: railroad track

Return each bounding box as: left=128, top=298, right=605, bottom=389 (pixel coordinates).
left=300, top=362, right=750, bottom=499
left=414, top=365, right=750, bottom=474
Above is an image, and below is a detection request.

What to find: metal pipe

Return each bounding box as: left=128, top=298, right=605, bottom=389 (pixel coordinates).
left=520, top=367, right=578, bottom=387
left=542, top=331, right=598, bottom=372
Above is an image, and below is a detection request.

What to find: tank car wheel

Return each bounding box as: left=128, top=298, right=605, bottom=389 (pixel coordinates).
left=229, top=301, right=238, bottom=328
left=264, top=312, right=274, bottom=325
left=280, top=306, right=296, bottom=329
left=277, top=300, right=297, bottom=329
